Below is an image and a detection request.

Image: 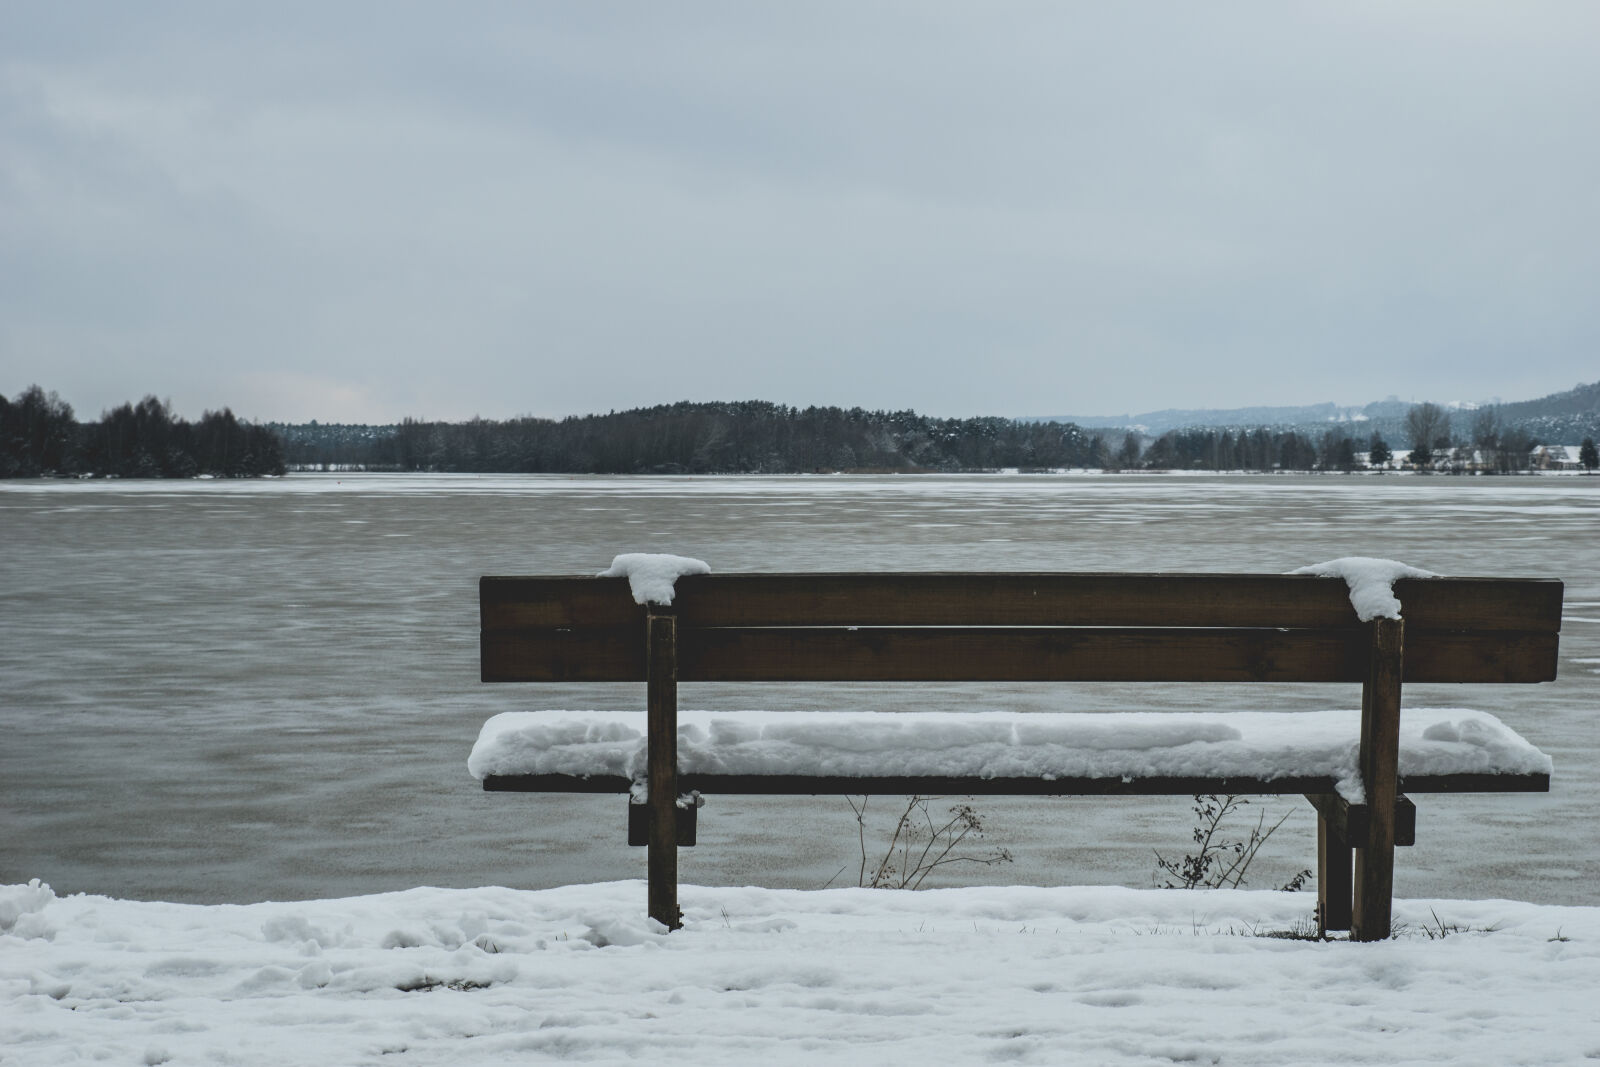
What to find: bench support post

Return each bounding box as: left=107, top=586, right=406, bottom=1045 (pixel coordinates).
left=1313, top=800, right=1354, bottom=934
left=1352, top=616, right=1403, bottom=942
left=1307, top=791, right=1417, bottom=935
left=646, top=608, right=683, bottom=931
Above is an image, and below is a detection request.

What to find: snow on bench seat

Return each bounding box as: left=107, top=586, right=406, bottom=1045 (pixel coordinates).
left=468, top=709, right=1552, bottom=802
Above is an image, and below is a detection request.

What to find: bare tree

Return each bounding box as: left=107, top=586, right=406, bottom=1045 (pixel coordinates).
left=1405, top=403, right=1452, bottom=467
left=1115, top=432, right=1142, bottom=470
left=1470, top=408, right=1500, bottom=449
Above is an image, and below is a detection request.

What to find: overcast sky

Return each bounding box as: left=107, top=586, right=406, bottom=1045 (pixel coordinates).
left=4, top=3, right=1597, bottom=423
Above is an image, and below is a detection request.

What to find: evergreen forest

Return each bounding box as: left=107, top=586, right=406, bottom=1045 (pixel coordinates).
left=0, top=386, right=286, bottom=478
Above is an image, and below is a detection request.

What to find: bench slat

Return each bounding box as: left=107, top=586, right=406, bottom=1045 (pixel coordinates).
left=1392, top=577, right=1563, bottom=633
left=482, top=626, right=644, bottom=682
left=1406, top=629, right=1558, bottom=684
left=481, top=574, right=1563, bottom=632
left=482, top=625, right=1557, bottom=683
left=686, top=627, right=1363, bottom=682
left=481, top=771, right=1551, bottom=795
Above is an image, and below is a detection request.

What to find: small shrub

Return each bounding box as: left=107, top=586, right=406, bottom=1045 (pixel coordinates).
left=845, top=795, right=1013, bottom=889
left=1154, top=794, right=1311, bottom=892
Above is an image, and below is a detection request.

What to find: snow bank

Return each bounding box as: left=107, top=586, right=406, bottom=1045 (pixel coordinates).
left=1289, top=556, right=1437, bottom=620
left=598, top=553, right=711, bottom=605
left=3, top=879, right=1597, bottom=1066
left=468, top=709, right=1551, bottom=802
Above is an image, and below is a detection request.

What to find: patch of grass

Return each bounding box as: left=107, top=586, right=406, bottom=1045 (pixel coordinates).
left=1393, top=908, right=1502, bottom=941
left=1255, top=916, right=1328, bottom=941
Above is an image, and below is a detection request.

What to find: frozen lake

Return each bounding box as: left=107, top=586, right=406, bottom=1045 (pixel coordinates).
left=2, top=472, right=1597, bottom=905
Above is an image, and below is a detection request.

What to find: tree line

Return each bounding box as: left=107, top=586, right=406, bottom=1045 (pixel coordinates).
left=278, top=400, right=1595, bottom=475
left=0, top=386, right=286, bottom=478
left=10, top=387, right=1592, bottom=479
left=1135, top=402, right=1597, bottom=473
left=276, top=401, right=1115, bottom=473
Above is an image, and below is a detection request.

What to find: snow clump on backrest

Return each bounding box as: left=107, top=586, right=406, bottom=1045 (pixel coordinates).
left=1289, top=557, right=1437, bottom=621
left=598, top=553, right=711, bottom=606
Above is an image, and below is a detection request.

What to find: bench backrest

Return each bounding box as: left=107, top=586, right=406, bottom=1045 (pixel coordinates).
left=480, top=573, right=1562, bottom=685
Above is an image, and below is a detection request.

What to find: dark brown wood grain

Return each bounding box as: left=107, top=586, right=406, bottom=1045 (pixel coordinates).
left=1305, top=792, right=1417, bottom=848
left=481, top=576, right=640, bottom=629
left=1316, top=805, right=1354, bottom=933
left=675, top=626, right=1365, bottom=682
left=481, top=626, right=644, bottom=682
left=646, top=610, right=682, bottom=930
left=680, top=627, right=1555, bottom=684
left=1391, top=577, right=1564, bottom=633
left=479, top=624, right=1557, bottom=684
left=480, top=573, right=1563, bottom=632
left=1353, top=617, right=1404, bottom=943
left=1403, top=629, right=1558, bottom=683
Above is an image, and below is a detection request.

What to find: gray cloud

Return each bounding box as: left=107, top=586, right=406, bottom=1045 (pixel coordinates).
left=3, top=2, right=1597, bottom=422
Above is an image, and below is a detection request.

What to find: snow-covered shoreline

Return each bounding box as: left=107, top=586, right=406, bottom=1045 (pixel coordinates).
left=4, top=879, right=1597, bottom=1065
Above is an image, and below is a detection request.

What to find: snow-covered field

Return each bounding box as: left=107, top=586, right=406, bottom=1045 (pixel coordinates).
left=5, top=878, right=1599, bottom=1066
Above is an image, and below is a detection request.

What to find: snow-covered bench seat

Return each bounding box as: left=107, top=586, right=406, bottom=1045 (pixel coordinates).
left=476, top=565, right=1563, bottom=940
left=470, top=706, right=1551, bottom=799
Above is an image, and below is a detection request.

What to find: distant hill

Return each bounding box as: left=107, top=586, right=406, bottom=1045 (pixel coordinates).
left=260, top=382, right=1597, bottom=476
left=1027, top=381, right=1599, bottom=442
left=1495, top=380, right=1600, bottom=420
left=1031, top=402, right=1363, bottom=434
left=1480, top=381, right=1600, bottom=444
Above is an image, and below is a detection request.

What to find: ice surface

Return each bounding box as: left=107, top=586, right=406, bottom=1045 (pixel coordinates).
left=1289, top=556, right=1437, bottom=620
left=7, top=472, right=1592, bottom=909
left=598, top=552, right=711, bottom=605
left=468, top=708, right=1552, bottom=802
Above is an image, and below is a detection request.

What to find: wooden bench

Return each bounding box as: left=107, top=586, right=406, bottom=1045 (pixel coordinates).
left=474, top=571, right=1561, bottom=941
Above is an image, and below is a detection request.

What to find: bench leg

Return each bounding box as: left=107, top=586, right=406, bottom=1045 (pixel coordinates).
left=646, top=609, right=683, bottom=931
left=1315, top=809, right=1353, bottom=934
left=1308, top=789, right=1419, bottom=936
left=1352, top=616, right=1403, bottom=943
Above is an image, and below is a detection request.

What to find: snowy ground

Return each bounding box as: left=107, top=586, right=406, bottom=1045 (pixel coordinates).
left=5, top=879, right=1599, bottom=1066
